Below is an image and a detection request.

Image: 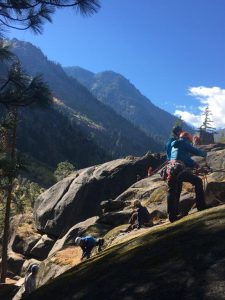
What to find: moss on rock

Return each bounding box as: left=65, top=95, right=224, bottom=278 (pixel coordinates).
left=27, top=205, right=225, bottom=300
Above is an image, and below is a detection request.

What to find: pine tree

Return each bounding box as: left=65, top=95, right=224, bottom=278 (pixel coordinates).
left=54, top=161, right=75, bottom=181
left=200, top=105, right=216, bottom=132
left=0, top=0, right=101, bottom=283
left=0, top=62, right=52, bottom=283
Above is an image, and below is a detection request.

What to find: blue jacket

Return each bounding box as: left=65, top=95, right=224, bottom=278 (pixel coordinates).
left=165, top=137, right=177, bottom=160
left=80, top=236, right=97, bottom=259
left=170, top=138, right=206, bottom=168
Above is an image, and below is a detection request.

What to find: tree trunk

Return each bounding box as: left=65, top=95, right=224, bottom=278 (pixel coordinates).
left=0, top=108, right=17, bottom=283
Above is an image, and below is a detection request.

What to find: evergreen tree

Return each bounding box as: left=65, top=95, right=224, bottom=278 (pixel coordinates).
left=54, top=161, right=75, bottom=181
left=0, top=0, right=101, bottom=282
left=200, top=105, right=216, bottom=132
left=0, top=62, right=52, bottom=283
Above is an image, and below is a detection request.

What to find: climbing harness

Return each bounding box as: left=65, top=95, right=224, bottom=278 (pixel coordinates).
left=148, top=160, right=168, bottom=177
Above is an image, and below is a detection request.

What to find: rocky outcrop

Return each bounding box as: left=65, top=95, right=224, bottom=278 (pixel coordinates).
left=9, top=214, right=41, bottom=257
left=34, top=154, right=164, bottom=237
left=7, top=251, right=25, bottom=277
left=24, top=205, right=225, bottom=300
left=5, top=214, right=55, bottom=280
left=29, top=235, right=55, bottom=260
left=10, top=143, right=225, bottom=300
left=95, top=144, right=225, bottom=227
left=98, top=210, right=132, bottom=226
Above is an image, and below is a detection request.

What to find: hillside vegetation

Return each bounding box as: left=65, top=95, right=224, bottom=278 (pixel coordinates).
left=8, top=39, right=162, bottom=166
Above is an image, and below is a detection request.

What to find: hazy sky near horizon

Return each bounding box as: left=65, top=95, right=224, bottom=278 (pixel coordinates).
left=7, top=0, right=225, bottom=128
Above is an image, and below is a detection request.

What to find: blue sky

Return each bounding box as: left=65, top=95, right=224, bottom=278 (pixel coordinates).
left=7, top=0, right=225, bottom=128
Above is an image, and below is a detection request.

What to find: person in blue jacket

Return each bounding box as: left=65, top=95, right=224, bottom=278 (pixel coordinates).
left=167, top=131, right=207, bottom=222
left=165, top=125, right=183, bottom=160
left=75, top=235, right=104, bottom=260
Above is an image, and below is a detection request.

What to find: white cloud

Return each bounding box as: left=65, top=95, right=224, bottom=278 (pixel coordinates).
left=174, top=110, right=203, bottom=128
left=175, top=104, right=187, bottom=110
left=174, top=86, right=225, bottom=129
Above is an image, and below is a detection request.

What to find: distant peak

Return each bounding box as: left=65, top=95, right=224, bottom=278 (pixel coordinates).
left=64, top=66, right=95, bottom=76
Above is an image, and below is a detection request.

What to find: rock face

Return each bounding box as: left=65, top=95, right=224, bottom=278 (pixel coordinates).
left=9, top=214, right=43, bottom=258
left=36, top=246, right=83, bottom=288
left=7, top=251, right=25, bottom=276
left=23, top=205, right=225, bottom=300
left=96, top=143, right=225, bottom=227
left=34, top=154, right=164, bottom=237
left=29, top=235, right=55, bottom=260
left=10, top=143, right=225, bottom=300
left=5, top=214, right=56, bottom=280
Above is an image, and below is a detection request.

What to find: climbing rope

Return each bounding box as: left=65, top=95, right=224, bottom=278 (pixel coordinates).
left=194, top=165, right=225, bottom=205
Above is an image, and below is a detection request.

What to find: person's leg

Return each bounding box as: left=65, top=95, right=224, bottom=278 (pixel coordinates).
left=130, top=212, right=139, bottom=229
left=120, top=212, right=138, bottom=232
left=176, top=181, right=183, bottom=204
left=85, top=245, right=95, bottom=259
left=129, top=212, right=137, bottom=225
left=167, top=178, right=180, bottom=222
left=96, top=238, right=104, bottom=252
left=178, top=171, right=206, bottom=210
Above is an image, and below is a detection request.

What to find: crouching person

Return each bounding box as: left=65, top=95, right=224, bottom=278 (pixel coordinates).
left=22, top=264, right=39, bottom=298
left=75, top=235, right=104, bottom=261
left=122, top=200, right=153, bottom=233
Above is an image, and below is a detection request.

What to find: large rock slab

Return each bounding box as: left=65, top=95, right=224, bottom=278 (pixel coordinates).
left=34, top=154, right=164, bottom=237
left=24, top=205, right=225, bottom=300
left=37, top=246, right=83, bottom=288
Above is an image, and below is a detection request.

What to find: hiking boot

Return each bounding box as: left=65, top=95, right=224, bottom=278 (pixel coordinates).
left=169, top=214, right=183, bottom=223
left=197, top=204, right=211, bottom=211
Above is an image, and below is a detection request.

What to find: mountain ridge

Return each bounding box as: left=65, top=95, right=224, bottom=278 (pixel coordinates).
left=64, top=66, right=187, bottom=141
left=4, top=39, right=162, bottom=170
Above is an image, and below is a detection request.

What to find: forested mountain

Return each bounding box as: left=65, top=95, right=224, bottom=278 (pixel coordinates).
left=17, top=103, right=109, bottom=169
left=64, top=67, right=186, bottom=141
left=4, top=39, right=163, bottom=171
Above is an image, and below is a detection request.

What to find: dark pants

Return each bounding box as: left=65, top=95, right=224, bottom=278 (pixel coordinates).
left=167, top=170, right=206, bottom=221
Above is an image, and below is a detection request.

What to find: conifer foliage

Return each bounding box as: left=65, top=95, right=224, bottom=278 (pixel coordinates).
left=0, top=0, right=101, bottom=283
left=0, top=62, right=52, bottom=283
left=0, top=0, right=100, bottom=33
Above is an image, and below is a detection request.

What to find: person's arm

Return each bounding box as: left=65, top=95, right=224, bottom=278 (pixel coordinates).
left=80, top=243, right=87, bottom=260
left=184, top=142, right=207, bottom=157
left=24, top=275, right=32, bottom=294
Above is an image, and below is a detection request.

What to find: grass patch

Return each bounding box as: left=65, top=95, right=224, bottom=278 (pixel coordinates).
left=52, top=247, right=82, bottom=267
